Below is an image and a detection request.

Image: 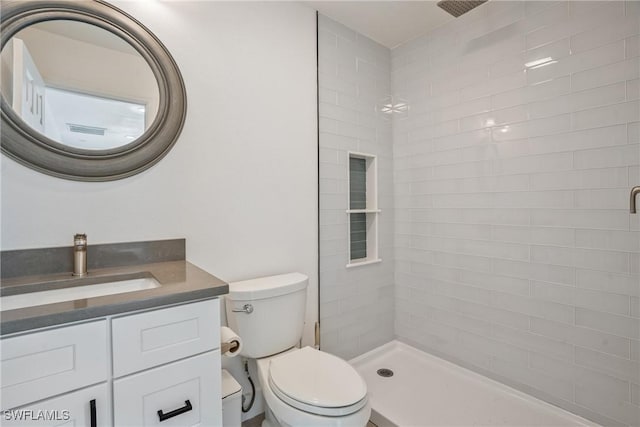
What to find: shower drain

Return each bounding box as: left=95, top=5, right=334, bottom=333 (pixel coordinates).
left=377, top=368, right=394, bottom=378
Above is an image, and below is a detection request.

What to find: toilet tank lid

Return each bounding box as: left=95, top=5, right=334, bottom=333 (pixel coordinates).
left=227, top=273, right=308, bottom=301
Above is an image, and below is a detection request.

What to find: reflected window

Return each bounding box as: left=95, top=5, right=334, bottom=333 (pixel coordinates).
left=44, top=87, right=146, bottom=150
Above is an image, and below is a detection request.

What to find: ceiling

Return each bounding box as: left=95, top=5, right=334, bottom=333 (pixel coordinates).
left=304, top=1, right=454, bottom=49
left=27, top=21, right=138, bottom=55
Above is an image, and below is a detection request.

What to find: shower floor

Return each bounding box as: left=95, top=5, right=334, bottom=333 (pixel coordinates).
left=350, top=341, right=597, bottom=427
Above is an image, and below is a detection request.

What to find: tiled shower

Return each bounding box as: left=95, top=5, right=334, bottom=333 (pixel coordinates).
left=319, top=2, right=640, bottom=426
left=318, top=15, right=395, bottom=361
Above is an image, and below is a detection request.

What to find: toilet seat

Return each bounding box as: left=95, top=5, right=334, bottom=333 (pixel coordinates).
left=267, top=347, right=368, bottom=417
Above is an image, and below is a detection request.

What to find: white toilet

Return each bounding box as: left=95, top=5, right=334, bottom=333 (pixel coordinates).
left=225, top=273, right=371, bottom=427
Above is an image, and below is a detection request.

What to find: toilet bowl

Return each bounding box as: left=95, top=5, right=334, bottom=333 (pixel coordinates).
left=257, top=347, right=371, bottom=426
left=257, top=347, right=371, bottom=427
left=225, top=273, right=371, bottom=427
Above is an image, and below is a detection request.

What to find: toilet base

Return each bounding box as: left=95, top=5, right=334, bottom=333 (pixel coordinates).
left=262, top=406, right=285, bottom=427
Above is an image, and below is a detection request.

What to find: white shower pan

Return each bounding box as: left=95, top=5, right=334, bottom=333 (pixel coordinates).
left=351, top=341, right=597, bottom=427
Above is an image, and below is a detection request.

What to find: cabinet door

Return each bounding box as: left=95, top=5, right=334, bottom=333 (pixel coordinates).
left=1, top=320, right=108, bottom=410
left=112, top=299, right=219, bottom=377
left=1, top=383, right=110, bottom=427
left=113, top=350, right=221, bottom=427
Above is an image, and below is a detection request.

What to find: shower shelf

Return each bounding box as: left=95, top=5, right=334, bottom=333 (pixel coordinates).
left=346, top=258, right=382, bottom=269
left=346, top=209, right=381, bottom=213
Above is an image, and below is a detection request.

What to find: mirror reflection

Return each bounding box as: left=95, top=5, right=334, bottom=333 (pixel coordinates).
left=0, top=20, right=159, bottom=150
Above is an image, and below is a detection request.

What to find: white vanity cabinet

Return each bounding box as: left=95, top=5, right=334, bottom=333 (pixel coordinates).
left=1, top=384, right=111, bottom=427
left=111, top=298, right=220, bottom=377
left=0, top=320, right=108, bottom=411
left=111, top=299, right=222, bottom=426
left=0, top=298, right=222, bottom=427
left=113, top=351, right=221, bottom=426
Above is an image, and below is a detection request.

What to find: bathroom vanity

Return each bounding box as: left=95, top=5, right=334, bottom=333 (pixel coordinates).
left=0, top=239, right=228, bottom=426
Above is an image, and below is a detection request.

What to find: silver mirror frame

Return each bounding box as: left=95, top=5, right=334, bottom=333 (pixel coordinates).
left=0, top=0, right=187, bottom=181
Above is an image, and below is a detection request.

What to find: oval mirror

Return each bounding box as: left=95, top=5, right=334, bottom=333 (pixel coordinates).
left=0, top=1, right=186, bottom=181
left=2, top=20, right=160, bottom=151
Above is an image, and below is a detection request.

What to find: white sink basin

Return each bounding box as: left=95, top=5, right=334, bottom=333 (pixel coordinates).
left=1, top=277, right=160, bottom=312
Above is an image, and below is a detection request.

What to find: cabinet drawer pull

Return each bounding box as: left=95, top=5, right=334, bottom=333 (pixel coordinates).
left=157, top=400, right=193, bottom=422
left=90, top=399, right=97, bottom=427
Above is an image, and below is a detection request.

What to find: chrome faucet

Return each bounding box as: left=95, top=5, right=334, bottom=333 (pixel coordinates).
left=72, top=233, right=87, bottom=276
left=631, top=187, right=640, bottom=214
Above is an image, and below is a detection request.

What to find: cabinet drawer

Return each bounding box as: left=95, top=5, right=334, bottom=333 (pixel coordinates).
left=1, top=321, right=108, bottom=410
left=2, top=383, right=110, bottom=427
left=112, top=299, right=219, bottom=377
left=113, top=350, right=222, bottom=427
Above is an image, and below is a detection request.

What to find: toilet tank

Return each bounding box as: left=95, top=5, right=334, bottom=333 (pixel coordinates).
left=225, top=273, right=308, bottom=358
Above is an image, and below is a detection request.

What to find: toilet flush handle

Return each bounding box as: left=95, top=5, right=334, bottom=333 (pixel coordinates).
left=232, top=304, right=254, bottom=314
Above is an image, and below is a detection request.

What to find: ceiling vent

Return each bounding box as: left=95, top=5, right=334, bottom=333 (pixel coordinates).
left=437, top=0, right=488, bottom=17
left=67, top=124, right=106, bottom=136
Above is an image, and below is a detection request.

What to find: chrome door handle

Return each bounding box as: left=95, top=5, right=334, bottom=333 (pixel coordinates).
left=631, top=186, right=640, bottom=214
left=231, top=304, right=253, bottom=314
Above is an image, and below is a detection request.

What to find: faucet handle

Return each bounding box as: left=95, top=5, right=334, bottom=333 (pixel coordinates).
left=74, top=233, right=87, bottom=248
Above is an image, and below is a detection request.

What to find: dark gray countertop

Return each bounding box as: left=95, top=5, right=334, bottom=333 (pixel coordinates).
left=1, top=260, right=229, bottom=335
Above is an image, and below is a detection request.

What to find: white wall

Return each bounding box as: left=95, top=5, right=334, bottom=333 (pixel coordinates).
left=392, top=2, right=639, bottom=426
left=318, top=16, right=395, bottom=361
left=1, top=0, right=318, bottom=358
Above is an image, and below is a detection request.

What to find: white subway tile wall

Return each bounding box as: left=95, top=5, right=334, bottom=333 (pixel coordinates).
left=318, top=15, right=394, bottom=360
left=392, top=2, right=639, bottom=426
